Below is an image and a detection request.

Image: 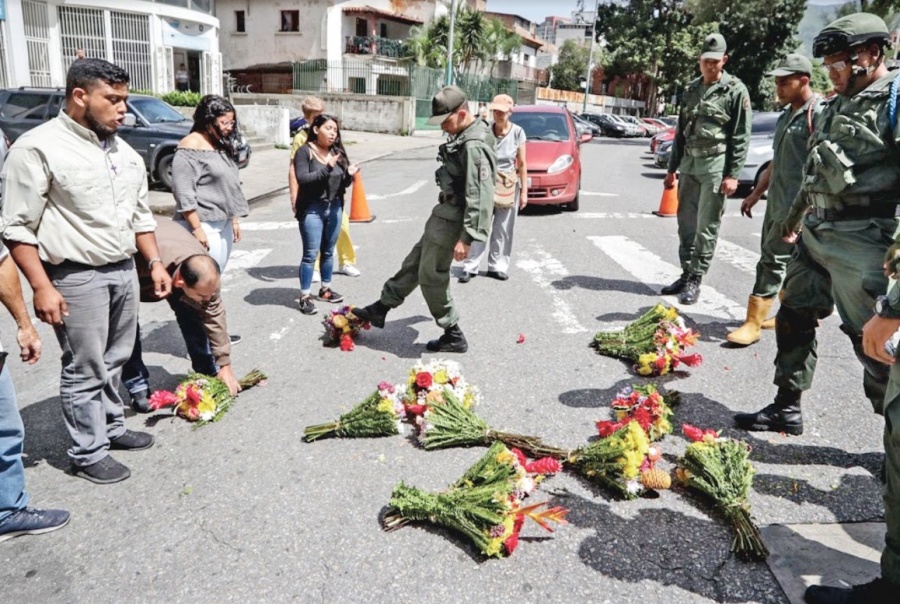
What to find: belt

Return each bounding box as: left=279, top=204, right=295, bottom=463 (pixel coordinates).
left=44, top=258, right=132, bottom=272
left=808, top=191, right=900, bottom=208
left=812, top=204, right=898, bottom=221
left=685, top=143, right=726, bottom=158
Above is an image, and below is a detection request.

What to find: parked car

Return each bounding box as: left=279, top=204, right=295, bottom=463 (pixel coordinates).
left=654, top=138, right=673, bottom=168
left=650, top=128, right=675, bottom=154
left=572, top=113, right=602, bottom=137
left=619, top=115, right=652, bottom=137
left=0, top=87, right=251, bottom=190
left=604, top=113, right=642, bottom=137
left=581, top=112, right=628, bottom=138
left=738, top=111, right=780, bottom=189
left=509, top=105, right=591, bottom=211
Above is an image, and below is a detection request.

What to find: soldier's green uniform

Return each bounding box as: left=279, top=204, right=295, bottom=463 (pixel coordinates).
left=666, top=34, right=752, bottom=303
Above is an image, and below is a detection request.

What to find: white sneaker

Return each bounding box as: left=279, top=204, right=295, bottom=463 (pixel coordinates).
left=312, top=270, right=321, bottom=283
left=338, top=264, right=361, bottom=277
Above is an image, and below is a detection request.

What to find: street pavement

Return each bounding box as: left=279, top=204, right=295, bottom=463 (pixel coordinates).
left=0, top=135, right=887, bottom=603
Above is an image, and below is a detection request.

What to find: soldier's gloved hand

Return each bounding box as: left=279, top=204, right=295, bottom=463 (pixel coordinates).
left=780, top=204, right=808, bottom=242
left=884, top=242, right=900, bottom=278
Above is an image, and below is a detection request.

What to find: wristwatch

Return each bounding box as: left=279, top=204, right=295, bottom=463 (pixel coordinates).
left=875, top=295, right=900, bottom=318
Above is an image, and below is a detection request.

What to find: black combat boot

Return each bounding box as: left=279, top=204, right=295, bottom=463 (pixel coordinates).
left=734, top=387, right=803, bottom=435
left=426, top=324, right=468, bottom=353
left=661, top=272, right=689, bottom=295
left=679, top=274, right=702, bottom=305
left=804, top=577, right=896, bottom=604
left=352, top=301, right=390, bottom=329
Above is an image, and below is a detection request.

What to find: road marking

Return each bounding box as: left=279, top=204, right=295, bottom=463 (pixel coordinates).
left=587, top=235, right=745, bottom=323
left=580, top=191, right=619, bottom=197
left=222, top=249, right=272, bottom=284
left=576, top=212, right=656, bottom=219
left=241, top=221, right=295, bottom=231
left=270, top=319, right=294, bottom=341
left=381, top=218, right=416, bottom=224
left=515, top=245, right=588, bottom=334
left=367, top=179, right=428, bottom=200
left=715, top=240, right=760, bottom=276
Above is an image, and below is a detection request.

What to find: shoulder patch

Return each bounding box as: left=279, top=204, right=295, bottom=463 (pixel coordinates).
left=478, top=159, right=490, bottom=182
left=743, top=96, right=751, bottom=110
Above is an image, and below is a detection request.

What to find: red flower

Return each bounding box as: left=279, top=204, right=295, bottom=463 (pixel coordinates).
left=405, top=404, right=427, bottom=416
left=415, top=372, right=433, bottom=389
left=526, top=457, right=562, bottom=475
left=511, top=448, right=528, bottom=468
left=517, top=334, right=526, bottom=344
left=677, top=353, right=703, bottom=367
left=504, top=514, right=526, bottom=555
left=149, top=389, right=179, bottom=410
left=339, top=334, right=354, bottom=351
left=184, top=384, right=201, bottom=406
left=653, top=354, right=669, bottom=371
left=632, top=407, right=653, bottom=431
left=596, top=419, right=628, bottom=438
left=682, top=423, right=705, bottom=442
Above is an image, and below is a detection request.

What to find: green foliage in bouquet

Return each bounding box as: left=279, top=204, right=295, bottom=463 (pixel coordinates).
left=304, top=384, right=405, bottom=442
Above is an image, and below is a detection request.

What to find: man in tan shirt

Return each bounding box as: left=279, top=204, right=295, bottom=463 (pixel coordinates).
left=123, top=217, right=241, bottom=409
left=1, top=58, right=172, bottom=484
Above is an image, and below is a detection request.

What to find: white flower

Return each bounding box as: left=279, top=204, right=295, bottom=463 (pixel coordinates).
left=625, top=479, right=644, bottom=495
left=199, top=411, right=215, bottom=421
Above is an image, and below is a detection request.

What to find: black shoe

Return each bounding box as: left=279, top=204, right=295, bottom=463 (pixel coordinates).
left=661, top=273, right=689, bottom=295
left=734, top=389, right=803, bottom=435
left=679, top=275, right=701, bottom=305
left=0, top=507, right=70, bottom=543
left=109, top=429, right=155, bottom=451
left=486, top=270, right=509, bottom=281
left=353, top=301, right=390, bottom=329
left=130, top=390, right=152, bottom=413
left=804, top=577, right=896, bottom=604
left=458, top=272, right=475, bottom=284
left=298, top=296, right=317, bottom=315
left=426, top=325, right=468, bottom=353
left=318, top=287, right=344, bottom=303
left=229, top=334, right=242, bottom=345
left=73, top=455, right=131, bottom=484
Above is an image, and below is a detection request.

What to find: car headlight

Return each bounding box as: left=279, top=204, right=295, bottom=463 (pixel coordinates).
left=658, top=142, right=672, bottom=152
left=547, top=155, right=574, bottom=174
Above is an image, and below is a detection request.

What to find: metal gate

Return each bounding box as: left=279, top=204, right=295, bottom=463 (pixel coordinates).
left=23, top=0, right=51, bottom=87
left=111, top=11, right=151, bottom=91
left=0, top=25, right=9, bottom=88
left=58, top=6, right=106, bottom=73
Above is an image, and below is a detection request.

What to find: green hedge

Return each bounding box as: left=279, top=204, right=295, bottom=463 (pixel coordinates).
left=159, top=91, right=203, bottom=107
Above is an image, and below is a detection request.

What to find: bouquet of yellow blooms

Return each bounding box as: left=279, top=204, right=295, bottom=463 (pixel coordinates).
left=568, top=420, right=651, bottom=499
left=304, top=382, right=406, bottom=442
left=149, top=370, right=267, bottom=428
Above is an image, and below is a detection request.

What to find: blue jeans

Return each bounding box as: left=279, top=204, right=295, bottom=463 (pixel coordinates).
left=122, top=294, right=218, bottom=394
left=299, top=200, right=342, bottom=292
left=0, top=363, right=29, bottom=521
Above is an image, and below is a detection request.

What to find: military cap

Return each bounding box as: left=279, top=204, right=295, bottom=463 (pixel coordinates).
left=813, top=12, right=891, bottom=58
left=766, top=54, right=813, bottom=77
left=700, top=34, right=727, bottom=60
left=427, top=85, right=467, bottom=125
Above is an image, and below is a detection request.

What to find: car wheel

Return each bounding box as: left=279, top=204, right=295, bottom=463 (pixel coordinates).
left=565, top=179, right=581, bottom=212
left=157, top=153, right=175, bottom=190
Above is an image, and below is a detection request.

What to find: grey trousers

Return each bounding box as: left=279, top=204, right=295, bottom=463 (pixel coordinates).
left=47, top=260, right=138, bottom=467
left=463, top=202, right=519, bottom=275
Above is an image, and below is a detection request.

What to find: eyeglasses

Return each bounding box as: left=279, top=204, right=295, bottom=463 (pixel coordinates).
left=823, top=60, right=849, bottom=73
left=216, top=119, right=236, bottom=127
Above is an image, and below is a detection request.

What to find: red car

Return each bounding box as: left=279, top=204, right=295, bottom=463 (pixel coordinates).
left=509, top=105, right=592, bottom=211
left=650, top=128, right=675, bottom=153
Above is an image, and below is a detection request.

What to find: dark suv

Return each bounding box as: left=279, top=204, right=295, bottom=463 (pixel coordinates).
left=0, top=87, right=250, bottom=189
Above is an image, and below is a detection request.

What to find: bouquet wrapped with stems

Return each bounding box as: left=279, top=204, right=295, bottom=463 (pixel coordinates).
left=149, top=369, right=267, bottom=428
left=568, top=420, right=651, bottom=499
left=322, top=305, right=370, bottom=351
left=591, top=304, right=702, bottom=376
left=401, top=358, right=481, bottom=415
left=414, top=389, right=571, bottom=460
left=676, top=424, right=769, bottom=560
left=382, top=441, right=568, bottom=557
left=304, top=382, right=406, bottom=442
left=596, top=384, right=680, bottom=441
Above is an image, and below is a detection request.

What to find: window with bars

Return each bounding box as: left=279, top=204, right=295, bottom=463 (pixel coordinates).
left=58, top=6, right=106, bottom=74
left=236, top=10, right=245, bottom=33
left=23, top=0, right=52, bottom=87
left=0, top=26, right=9, bottom=88
left=111, top=11, right=151, bottom=92
left=280, top=10, right=300, bottom=32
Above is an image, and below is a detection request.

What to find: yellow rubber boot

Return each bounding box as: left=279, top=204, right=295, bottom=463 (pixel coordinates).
left=726, top=296, right=774, bottom=346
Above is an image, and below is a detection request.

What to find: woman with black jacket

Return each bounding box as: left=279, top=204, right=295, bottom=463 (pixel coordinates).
left=293, top=114, right=359, bottom=315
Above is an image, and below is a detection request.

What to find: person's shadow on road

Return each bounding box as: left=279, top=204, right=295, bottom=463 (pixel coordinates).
left=353, top=315, right=433, bottom=359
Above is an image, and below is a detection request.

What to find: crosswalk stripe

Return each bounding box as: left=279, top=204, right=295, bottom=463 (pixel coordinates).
left=714, top=240, right=760, bottom=276
left=241, top=221, right=295, bottom=231
left=580, top=191, right=619, bottom=197
left=576, top=212, right=656, bottom=219
left=587, top=235, right=745, bottom=323
left=367, top=179, right=429, bottom=200
left=515, top=245, right=588, bottom=334
left=222, top=249, right=272, bottom=284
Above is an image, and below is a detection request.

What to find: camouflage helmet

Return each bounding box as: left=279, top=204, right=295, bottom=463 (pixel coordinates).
left=813, top=12, right=892, bottom=58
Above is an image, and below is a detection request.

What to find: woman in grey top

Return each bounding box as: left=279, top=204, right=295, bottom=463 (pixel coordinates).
left=172, top=95, right=249, bottom=275
left=459, top=94, right=527, bottom=282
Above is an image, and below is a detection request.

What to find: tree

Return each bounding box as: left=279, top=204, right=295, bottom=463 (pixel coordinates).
left=690, top=0, right=806, bottom=108
left=482, top=19, right=522, bottom=76
left=548, top=40, right=592, bottom=92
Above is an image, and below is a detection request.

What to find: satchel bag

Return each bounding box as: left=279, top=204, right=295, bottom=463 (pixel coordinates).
left=494, top=169, right=518, bottom=209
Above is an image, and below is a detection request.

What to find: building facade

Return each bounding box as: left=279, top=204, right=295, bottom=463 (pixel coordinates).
left=0, top=0, right=221, bottom=94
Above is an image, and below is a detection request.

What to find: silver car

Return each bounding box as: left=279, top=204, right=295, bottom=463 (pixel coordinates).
left=738, top=112, right=780, bottom=189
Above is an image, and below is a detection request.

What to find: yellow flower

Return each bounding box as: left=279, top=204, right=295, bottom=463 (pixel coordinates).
left=332, top=315, right=349, bottom=329
left=614, top=410, right=627, bottom=421
left=198, top=391, right=217, bottom=416
left=462, top=390, right=475, bottom=409
left=664, top=306, right=679, bottom=322
left=485, top=537, right=503, bottom=557
left=495, top=450, right=515, bottom=465
left=434, top=369, right=449, bottom=384
left=376, top=399, right=394, bottom=414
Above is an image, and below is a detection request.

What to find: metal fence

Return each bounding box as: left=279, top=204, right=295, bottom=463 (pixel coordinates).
left=111, top=12, right=152, bottom=92
left=23, top=0, right=52, bottom=87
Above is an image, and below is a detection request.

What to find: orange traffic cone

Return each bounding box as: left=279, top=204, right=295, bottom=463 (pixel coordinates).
left=653, top=177, right=679, bottom=217
left=349, top=173, right=375, bottom=223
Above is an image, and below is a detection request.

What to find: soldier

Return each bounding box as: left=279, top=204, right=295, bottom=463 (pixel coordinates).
left=736, top=14, right=899, bottom=445
left=353, top=86, right=496, bottom=353
left=662, top=33, right=752, bottom=305
left=728, top=55, right=825, bottom=346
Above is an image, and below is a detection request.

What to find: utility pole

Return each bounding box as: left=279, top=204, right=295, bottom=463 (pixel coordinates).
left=446, top=0, right=457, bottom=86
left=582, top=0, right=599, bottom=114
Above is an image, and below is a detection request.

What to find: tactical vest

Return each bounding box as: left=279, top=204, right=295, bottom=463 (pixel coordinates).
left=804, top=70, right=900, bottom=211
left=682, top=74, right=741, bottom=158
left=434, top=118, right=494, bottom=209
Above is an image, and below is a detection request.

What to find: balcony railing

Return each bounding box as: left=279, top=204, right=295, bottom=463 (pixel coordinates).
left=345, top=36, right=406, bottom=59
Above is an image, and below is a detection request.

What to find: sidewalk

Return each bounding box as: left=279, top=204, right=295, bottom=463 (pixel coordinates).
left=148, top=129, right=443, bottom=214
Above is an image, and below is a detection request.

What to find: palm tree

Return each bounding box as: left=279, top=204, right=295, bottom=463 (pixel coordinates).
left=454, top=6, right=486, bottom=74
left=482, top=19, right=522, bottom=77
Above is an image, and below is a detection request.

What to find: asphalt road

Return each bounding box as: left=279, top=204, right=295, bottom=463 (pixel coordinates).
left=1, top=137, right=885, bottom=603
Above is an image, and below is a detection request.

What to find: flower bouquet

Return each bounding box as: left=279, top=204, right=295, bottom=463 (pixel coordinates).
left=304, top=382, right=406, bottom=442
left=149, top=369, right=267, bottom=428
left=322, top=305, right=370, bottom=351
left=596, top=384, right=679, bottom=441
left=401, top=359, right=481, bottom=415
left=382, top=441, right=568, bottom=557
left=676, top=424, right=769, bottom=560
left=591, top=304, right=702, bottom=376
left=414, top=389, right=571, bottom=460
left=568, top=420, right=651, bottom=499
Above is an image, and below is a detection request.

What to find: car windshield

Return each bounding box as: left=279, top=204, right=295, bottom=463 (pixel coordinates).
left=129, top=97, right=188, bottom=124
left=510, top=112, right=570, bottom=141
left=751, top=112, right=780, bottom=135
